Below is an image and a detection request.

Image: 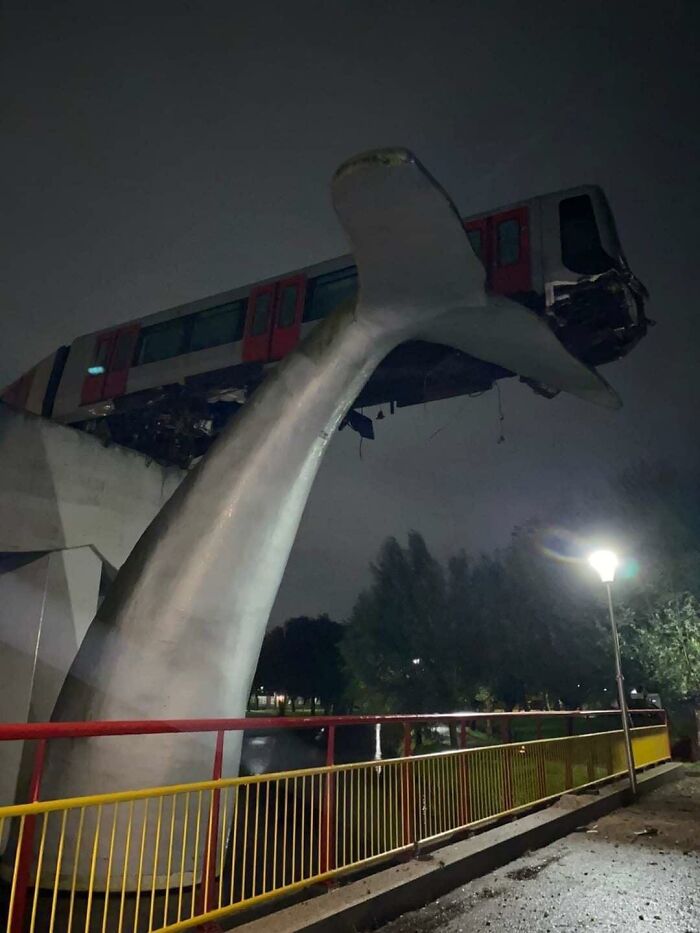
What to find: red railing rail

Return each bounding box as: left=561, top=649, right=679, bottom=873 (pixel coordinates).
left=0, top=707, right=666, bottom=743
left=0, top=708, right=667, bottom=933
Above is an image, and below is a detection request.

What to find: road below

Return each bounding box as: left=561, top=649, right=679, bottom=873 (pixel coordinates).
left=377, top=766, right=700, bottom=933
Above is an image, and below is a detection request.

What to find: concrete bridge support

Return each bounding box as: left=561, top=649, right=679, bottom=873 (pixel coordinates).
left=0, top=404, right=184, bottom=805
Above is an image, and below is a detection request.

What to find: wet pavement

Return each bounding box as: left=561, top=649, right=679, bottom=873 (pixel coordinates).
left=377, top=767, right=700, bottom=933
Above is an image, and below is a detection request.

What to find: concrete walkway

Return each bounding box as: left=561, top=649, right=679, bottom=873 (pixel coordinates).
left=377, top=766, right=700, bottom=933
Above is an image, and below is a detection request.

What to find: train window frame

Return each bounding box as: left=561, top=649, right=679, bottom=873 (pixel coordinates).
left=189, top=300, right=246, bottom=352
left=559, top=195, right=616, bottom=275
left=303, top=266, right=358, bottom=323
left=277, top=283, right=299, bottom=329
left=497, top=218, right=521, bottom=266
left=251, top=291, right=273, bottom=337
left=135, top=317, right=189, bottom=367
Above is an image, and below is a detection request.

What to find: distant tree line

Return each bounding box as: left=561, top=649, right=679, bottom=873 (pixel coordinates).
left=252, top=463, right=700, bottom=740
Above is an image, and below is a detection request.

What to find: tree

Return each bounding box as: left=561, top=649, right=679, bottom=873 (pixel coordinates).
left=252, top=615, right=349, bottom=713
left=343, top=532, right=480, bottom=712
left=620, top=592, right=700, bottom=705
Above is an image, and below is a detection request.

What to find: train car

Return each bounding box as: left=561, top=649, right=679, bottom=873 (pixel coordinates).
left=2, top=184, right=648, bottom=467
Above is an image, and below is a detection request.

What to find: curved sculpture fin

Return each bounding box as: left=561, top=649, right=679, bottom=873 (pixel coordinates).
left=421, top=298, right=622, bottom=409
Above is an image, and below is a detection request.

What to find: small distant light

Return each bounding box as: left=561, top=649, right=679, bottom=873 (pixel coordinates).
left=412, top=658, right=421, bottom=666
left=87, top=365, right=105, bottom=375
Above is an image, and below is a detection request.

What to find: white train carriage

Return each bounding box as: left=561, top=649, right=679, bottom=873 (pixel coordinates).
left=3, top=185, right=648, bottom=466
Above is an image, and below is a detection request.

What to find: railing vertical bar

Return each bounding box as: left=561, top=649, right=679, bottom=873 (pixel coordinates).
left=262, top=781, right=270, bottom=894
left=355, top=769, right=361, bottom=861
left=177, top=794, right=190, bottom=923
left=317, top=770, right=323, bottom=874
left=49, top=810, right=68, bottom=933
left=401, top=723, right=413, bottom=847
left=281, top=779, right=288, bottom=889
left=335, top=767, right=341, bottom=868
left=67, top=807, right=85, bottom=933
left=218, top=785, right=229, bottom=909
left=148, top=795, right=163, bottom=932
left=382, top=765, right=388, bottom=855
left=85, top=803, right=103, bottom=933
left=134, top=798, right=150, bottom=932
left=163, top=795, right=177, bottom=927
left=299, top=775, right=306, bottom=881
left=369, top=760, right=375, bottom=858
left=228, top=786, right=240, bottom=906
left=272, top=779, right=279, bottom=895
left=320, top=726, right=337, bottom=872
left=565, top=718, right=574, bottom=788
left=118, top=800, right=134, bottom=933
left=290, top=778, right=297, bottom=885
left=101, top=802, right=119, bottom=933
left=306, top=775, right=313, bottom=879
left=7, top=814, right=26, bottom=933
left=189, top=791, right=202, bottom=920
left=10, top=737, right=47, bottom=933
left=28, top=811, right=48, bottom=933
left=340, top=768, right=347, bottom=867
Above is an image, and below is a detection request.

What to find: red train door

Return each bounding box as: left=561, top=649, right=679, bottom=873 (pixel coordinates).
left=80, top=324, right=140, bottom=406
left=243, top=283, right=276, bottom=363
left=104, top=324, right=140, bottom=398
left=243, top=275, right=306, bottom=363
left=490, top=206, right=531, bottom=294
left=269, top=275, right=305, bottom=360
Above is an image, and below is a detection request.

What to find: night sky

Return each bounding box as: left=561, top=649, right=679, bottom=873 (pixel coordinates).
left=3, top=2, right=699, bottom=625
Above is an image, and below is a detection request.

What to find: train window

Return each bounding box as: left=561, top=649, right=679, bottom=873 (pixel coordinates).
left=277, top=284, right=298, bottom=328
left=190, top=300, right=246, bottom=352
left=559, top=195, right=615, bottom=275
left=304, top=267, right=358, bottom=322
left=251, top=292, right=272, bottom=336
left=136, top=318, right=187, bottom=366
left=497, top=219, right=520, bottom=265
left=467, top=229, right=483, bottom=260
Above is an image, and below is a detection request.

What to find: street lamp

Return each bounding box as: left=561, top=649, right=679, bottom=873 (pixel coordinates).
left=587, top=549, right=637, bottom=797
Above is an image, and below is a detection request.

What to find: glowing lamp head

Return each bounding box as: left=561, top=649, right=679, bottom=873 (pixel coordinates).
left=588, top=549, right=619, bottom=584
left=87, top=365, right=105, bottom=375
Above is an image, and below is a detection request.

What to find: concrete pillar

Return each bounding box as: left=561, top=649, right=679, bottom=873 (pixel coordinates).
left=0, top=547, right=102, bottom=807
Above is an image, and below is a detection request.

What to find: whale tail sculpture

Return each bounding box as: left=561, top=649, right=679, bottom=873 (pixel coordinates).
left=40, top=149, right=619, bottom=887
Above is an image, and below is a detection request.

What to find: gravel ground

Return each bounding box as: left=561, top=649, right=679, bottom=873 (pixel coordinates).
left=376, top=767, right=700, bottom=933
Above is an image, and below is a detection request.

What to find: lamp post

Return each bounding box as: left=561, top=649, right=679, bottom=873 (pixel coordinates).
left=588, top=549, right=637, bottom=797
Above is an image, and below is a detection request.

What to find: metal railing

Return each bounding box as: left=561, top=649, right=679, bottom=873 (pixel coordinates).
left=0, top=711, right=670, bottom=932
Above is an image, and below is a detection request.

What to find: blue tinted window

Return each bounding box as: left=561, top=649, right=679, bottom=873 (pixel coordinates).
left=137, top=319, right=187, bottom=365
left=190, top=301, right=245, bottom=351
left=497, top=219, right=520, bottom=266
left=251, top=292, right=273, bottom=336
left=277, top=284, right=299, bottom=328
left=304, top=268, right=358, bottom=322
